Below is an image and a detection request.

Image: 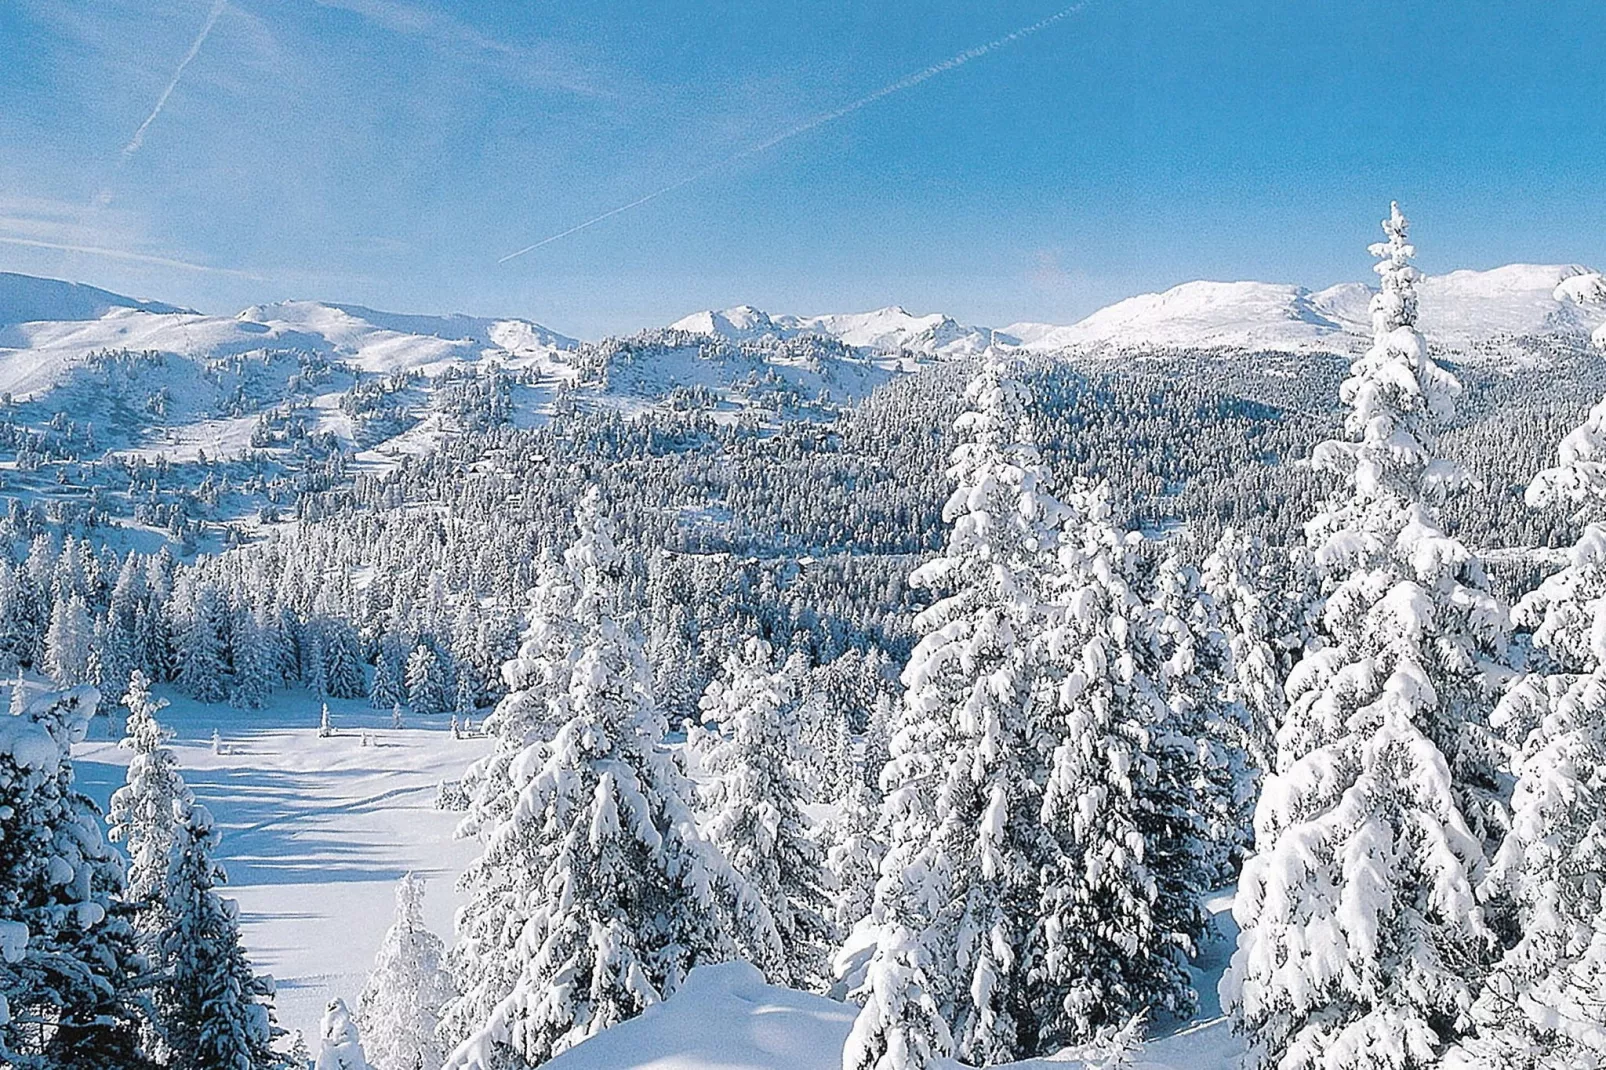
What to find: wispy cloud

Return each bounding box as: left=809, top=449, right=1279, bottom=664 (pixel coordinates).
left=0, top=234, right=261, bottom=278
left=0, top=194, right=259, bottom=279
left=307, top=0, right=618, bottom=98
left=499, top=0, right=1097, bottom=262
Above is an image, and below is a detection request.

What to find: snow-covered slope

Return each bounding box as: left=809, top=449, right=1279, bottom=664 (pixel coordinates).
left=540, top=960, right=1239, bottom=1070
left=0, top=271, right=191, bottom=324
left=1016, top=281, right=1351, bottom=353
left=670, top=304, right=1007, bottom=358
left=0, top=294, right=576, bottom=402
left=1015, top=264, right=1606, bottom=355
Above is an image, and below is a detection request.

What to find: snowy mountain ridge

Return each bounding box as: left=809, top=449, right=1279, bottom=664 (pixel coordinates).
left=1007, top=263, right=1606, bottom=354
left=0, top=270, right=192, bottom=325
left=669, top=303, right=1009, bottom=357
left=669, top=262, right=1606, bottom=358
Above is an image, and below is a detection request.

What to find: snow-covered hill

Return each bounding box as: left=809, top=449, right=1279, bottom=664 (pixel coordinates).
left=1013, top=264, right=1606, bottom=355
left=0, top=294, right=575, bottom=401
left=670, top=304, right=1007, bottom=358
left=0, top=270, right=191, bottom=325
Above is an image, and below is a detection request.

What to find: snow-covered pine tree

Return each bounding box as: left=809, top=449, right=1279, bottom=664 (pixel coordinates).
left=43, top=593, right=93, bottom=685
left=698, top=636, right=831, bottom=989
left=849, top=349, right=1064, bottom=1065
left=1445, top=390, right=1606, bottom=1067
left=357, top=874, right=452, bottom=1070
left=443, top=552, right=582, bottom=1044
left=1223, top=203, right=1509, bottom=1070
left=1200, top=528, right=1286, bottom=777
left=827, top=774, right=885, bottom=946
left=323, top=622, right=367, bottom=701
left=842, top=926, right=953, bottom=1070
left=315, top=999, right=371, bottom=1070
left=230, top=607, right=274, bottom=710
left=157, top=805, right=281, bottom=1070
left=176, top=581, right=231, bottom=704
left=369, top=643, right=404, bottom=710
left=0, top=685, right=151, bottom=1067
left=1029, top=480, right=1204, bottom=1048
left=1147, top=551, right=1252, bottom=886
left=107, top=670, right=188, bottom=909
left=405, top=645, right=448, bottom=715
left=442, top=488, right=750, bottom=1069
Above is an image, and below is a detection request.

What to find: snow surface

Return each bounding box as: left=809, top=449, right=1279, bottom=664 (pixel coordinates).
left=539, top=960, right=1240, bottom=1070
left=67, top=684, right=492, bottom=1045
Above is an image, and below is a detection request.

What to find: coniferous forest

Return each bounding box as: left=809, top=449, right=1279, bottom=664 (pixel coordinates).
left=4, top=202, right=1606, bottom=1070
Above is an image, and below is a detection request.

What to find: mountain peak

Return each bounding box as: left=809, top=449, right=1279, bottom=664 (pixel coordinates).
left=0, top=271, right=192, bottom=326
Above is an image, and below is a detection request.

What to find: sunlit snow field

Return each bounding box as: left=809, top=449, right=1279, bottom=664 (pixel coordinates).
left=70, top=686, right=491, bottom=1046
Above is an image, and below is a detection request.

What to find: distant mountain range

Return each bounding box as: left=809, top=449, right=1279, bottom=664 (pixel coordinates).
left=674, top=263, right=1606, bottom=358
left=4, top=262, right=1604, bottom=386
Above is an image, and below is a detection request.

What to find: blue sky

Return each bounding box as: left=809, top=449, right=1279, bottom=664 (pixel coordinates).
left=1, top=0, right=1603, bottom=338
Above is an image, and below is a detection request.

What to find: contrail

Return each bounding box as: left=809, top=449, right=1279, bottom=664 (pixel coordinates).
left=499, top=0, right=1093, bottom=263
left=0, top=235, right=261, bottom=278
left=117, top=0, right=229, bottom=168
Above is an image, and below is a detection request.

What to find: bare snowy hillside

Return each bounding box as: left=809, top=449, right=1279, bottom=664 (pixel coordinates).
left=1011, top=263, right=1606, bottom=355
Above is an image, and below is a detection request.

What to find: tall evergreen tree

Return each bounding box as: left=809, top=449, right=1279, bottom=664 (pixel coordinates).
left=405, top=645, right=448, bottom=715
left=157, top=806, right=281, bottom=1070
left=698, top=636, right=831, bottom=989
left=44, top=594, right=93, bottom=685
left=0, top=685, right=152, bottom=1068
left=176, top=582, right=230, bottom=704
left=850, top=349, right=1064, bottom=1065
left=107, top=671, right=188, bottom=909
left=443, top=553, right=581, bottom=1057
left=442, top=489, right=751, bottom=1069
left=323, top=622, right=367, bottom=701
left=1029, top=481, right=1203, bottom=1048
left=1223, top=203, right=1508, bottom=1070
left=1446, top=390, right=1606, bottom=1067
left=358, top=874, right=452, bottom=1070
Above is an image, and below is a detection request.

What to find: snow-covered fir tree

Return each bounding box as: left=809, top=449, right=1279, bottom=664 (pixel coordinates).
left=322, top=622, right=367, bottom=701
left=107, top=669, right=187, bottom=908
left=176, top=580, right=230, bottom=704
left=697, top=636, right=830, bottom=989
left=442, top=553, right=582, bottom=1055
left=826, top=775, right=885, bottom=946
left=1200, top=528, right=1288, bottom=777
left=1030, top=480, right=1207, bottom=1048
left=0, top=685, right=150, bottom=1067
left=156, top=805, right=281, bottom=1070
left=230, top=607, right=274, bottom=710
left=357, top=874, right=452, bottom=1070
left=842, top=926, right=953, bottom=1070
left=1147, top=551, right=1251, bottom=886
left=849, top=349, right=1065, bottom=1065
left=1223, top=203, right=1509, bottom=1070
left=1446, top=390, right=1606, bottom=1067
left=369, top=643, right=404, bottom=710
left=442, top=488, right=755, bottom=1069
left=43, top=593, right=93, bottom=685
left=405, top=644, right=448, bottom=715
